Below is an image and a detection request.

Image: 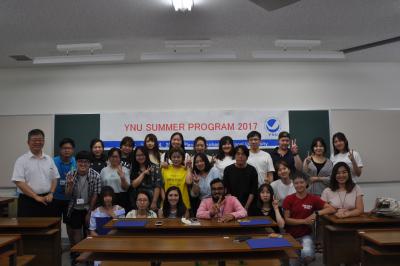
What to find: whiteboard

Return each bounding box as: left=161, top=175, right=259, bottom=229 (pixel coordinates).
left=330, top=110, right=400, bottom=183
left=0, top=115, right=54, bottom=187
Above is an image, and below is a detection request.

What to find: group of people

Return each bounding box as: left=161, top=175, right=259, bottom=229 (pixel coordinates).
left=11, top=128, right=365, bottom=265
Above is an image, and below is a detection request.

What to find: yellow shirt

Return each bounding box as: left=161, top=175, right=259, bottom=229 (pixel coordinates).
left=162, top=165, right=191, bottom=209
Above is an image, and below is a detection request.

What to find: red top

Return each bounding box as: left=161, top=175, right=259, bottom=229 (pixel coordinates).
left=283, top=193, right=325, bottom=238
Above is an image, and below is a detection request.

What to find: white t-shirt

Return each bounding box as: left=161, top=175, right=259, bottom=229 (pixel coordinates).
left=247, top=150, right=275, bottom=186
left=213, top=156, right=235, bottom=179
left=331, top=150, right=363, bottom=179
left=100, top=166, right=130, bottom=193
left=270, top=179, right=296, bottom=206
left=12, top=151, right=60, bottom=194
left=125, top=209, right=157, bottom=218
left=321, top=185, right=363, bottom=210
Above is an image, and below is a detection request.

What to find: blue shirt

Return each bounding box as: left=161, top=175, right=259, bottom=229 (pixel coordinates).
left=53, top=156, right=76, bottom=200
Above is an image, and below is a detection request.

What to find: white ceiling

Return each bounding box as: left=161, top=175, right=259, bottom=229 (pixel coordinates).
left=1, top=0, right=400, bottom=67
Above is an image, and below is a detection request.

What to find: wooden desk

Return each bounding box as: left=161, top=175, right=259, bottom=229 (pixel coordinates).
left=105, top=217, right=276, bottom=236
left=358, top=228, right=400, bottom=266
left=0, top=235, right=20, bottom=266
left=321, top=213, right=400, bottom=266
left=0, top=218, right=61, bottom=266
left=0, top=198, right=15, bottom=217
left=72, top=234, right=301, bottom=266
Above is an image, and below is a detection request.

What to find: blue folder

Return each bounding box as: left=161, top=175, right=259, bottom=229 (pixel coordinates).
left=95, top=217, right=112, bottom=235
left=239, top=219, right=272, bottom=226
left=246, top=238, right=292, bottom=249
left=113, top=220, right=147, bottom=228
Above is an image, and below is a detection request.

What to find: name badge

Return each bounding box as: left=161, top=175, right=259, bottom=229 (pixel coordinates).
left=59, top=180, right=66, bottom=186
left=76, top=198, right=85, bottom=205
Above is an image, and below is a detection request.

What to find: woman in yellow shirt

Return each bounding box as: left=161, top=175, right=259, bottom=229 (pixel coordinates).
left=161, top=147, right=192, bottom=210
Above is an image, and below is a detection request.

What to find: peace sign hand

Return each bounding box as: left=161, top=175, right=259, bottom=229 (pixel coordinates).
left=192, top=173, right=200, bottom=184
left=348, top=149, right=355, bottom=162
left=290, top=139, right=299, bottom=154
left=117, top=165, right=125, bottom=178
left=305, top=151, right=312, bottom=165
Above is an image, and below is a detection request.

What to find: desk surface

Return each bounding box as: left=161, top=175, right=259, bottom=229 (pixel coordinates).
left=0, top=197, right=15, bottom=205
left=104, top=217, right=276, bottom=229
left=72, top=234, right=301, bottom=254
left=359, top=229, right=400, bottom=246
left=323, top=213, right=400, bottom=224
left=0, top=235, right=20, bottom=248
left=0, top=217, right=60, bottom=228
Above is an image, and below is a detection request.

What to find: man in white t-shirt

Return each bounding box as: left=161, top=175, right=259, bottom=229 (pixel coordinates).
left=247, top=131, right=275, bottom=185
left=12, top=129, right=60, bottom=217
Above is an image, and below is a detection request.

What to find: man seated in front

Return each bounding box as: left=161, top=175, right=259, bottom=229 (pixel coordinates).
left=196, top=178, right=247, bottom=222
left=283, top=173, right=335, bottom=266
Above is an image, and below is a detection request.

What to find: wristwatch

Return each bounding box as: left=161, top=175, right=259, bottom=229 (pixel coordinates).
left=315, top=211, right=319, bottom=216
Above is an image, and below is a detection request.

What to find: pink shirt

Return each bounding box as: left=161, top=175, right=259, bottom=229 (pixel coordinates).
left=196, top=195, right=247, bottom=219
left=321, top=185, right=363, bottom=210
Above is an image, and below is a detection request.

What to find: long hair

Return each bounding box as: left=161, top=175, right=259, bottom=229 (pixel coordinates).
left=256, top=184, right=274, bottom=210
left=164, top=132, right=186, bottom=162
left=99, top=186, right=116, bottom=207
left=332, top=132, right=349, bottom=155
left=192, top=153, right=212, bottom=175
left=162, top=186, right=187, bottom=218
left=131, top=146, right=152, bottom=172
left=216, top=136, right=235, bottom=160
left=144, top=133, right=161, bottom=163
left=329, top=162, right=355, bottom=193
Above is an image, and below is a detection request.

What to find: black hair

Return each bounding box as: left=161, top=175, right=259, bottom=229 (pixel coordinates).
left=162, top=186, right=187, bottom=218
left=59, top=137, right=75, bottom=148
left=310, top=137, right=327, bottom=155
left=256, top=184, right=274, bottom=210
left=216, top=136, right=235, bottom=160
left=168, top=147, right=185, bottom=166
left=234, top=145, right=249, bottom=158
left=247, top=131, right=261, bottom=140
left=278, top=131, right=290, bottom=140
left=89, top=138, right=107, bottom=161
left=164, top=132, right=186, bottom=162
left=99, top=186, right=115, bottom=206
left=329, top=162, right=355, bottom=193
left=76, top=150, right=91, bottom=161
left=135, top=189, right=152, bottom=211
left=120, top=136, right=135, bottom=149
left=192, top=153, right=212, bottom=175
left=194, top=136, right=208, bottom=151
left=144, top=134, right=161, bottom=163
left=332, top=132, right=349, bottom=155
left=107, top=147, right=122, bottom=159
left=275, top=160, right=292, bottom=178
left=28, top=129, right=45, bottom=140
left=210, top=178, right=224, bottom=188
left=131, top=146, right=152, bottom=170
left=293, top=171, right=307, bottom=181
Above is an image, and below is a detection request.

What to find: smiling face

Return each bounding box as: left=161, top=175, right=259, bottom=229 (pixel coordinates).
left=28, top=134, right=44, bottom=155
left=121, top=144, right=133, bottom=156
left=194, top=156, right=206, bottom=172
left=167, top=189, right=179, bottom=207
left=211, top=181, right=225, bottom=202
left=278, top=137, right=290, bottom=151
left=171, top=134, right=183, bottom=149
left=135, top=149, right=146, bottom=165
left=77, top=159, right=90, bottom=175
left=145, top=138, right=155, bottom=150
left=109, top=150, right=121, bottom=167
left=92, top=141, right=104, bottom=158
left=335, top=165, right=349, bottom=185
left=293, top=177, right=307, bottom=194
left=171, top=152, right=183, bottom=167
left=277, top=164, right=290, bottom=179
left=333, top=137, right=346, bottom=153
left=313, top=141, right=325, bottom=156
left=222, top=142, right=233, bottom=156
left=194, top=140, right=206, bottom=154
left=248, top=136, right=261, bottom=150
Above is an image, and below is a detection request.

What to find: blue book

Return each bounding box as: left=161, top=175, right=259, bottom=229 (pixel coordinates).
left=246, top=238, right=292, bottom=249
left=113, top=220, right=147, bottom=228
left=239, top=219, right=272, bottom=226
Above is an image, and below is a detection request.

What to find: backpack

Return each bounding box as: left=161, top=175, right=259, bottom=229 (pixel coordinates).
left=371, top=197, right=400, bottom=217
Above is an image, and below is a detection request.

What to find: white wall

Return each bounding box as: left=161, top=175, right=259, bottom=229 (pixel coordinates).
left=1, top=61, right=399, bottom=209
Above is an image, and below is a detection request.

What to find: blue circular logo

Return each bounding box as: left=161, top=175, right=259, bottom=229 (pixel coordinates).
left=265, top=117, right=280, bottom=133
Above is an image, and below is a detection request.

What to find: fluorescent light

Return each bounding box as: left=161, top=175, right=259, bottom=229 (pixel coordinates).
left=165, top=40, right=212, bottom=49
left=141, top=51, right=236, bottom=61
left=56, top=43, right=103, bottom=52
left=172, top=0, right=193, bottom=11
left=252, top=50, right=345, bottom=61
left=33, top=54, right=125, bottom=64
left=275, top=39, right=321, bottom=49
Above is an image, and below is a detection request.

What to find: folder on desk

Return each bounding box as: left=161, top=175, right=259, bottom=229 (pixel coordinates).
left=113, top=220, right=147, bottom=228
left=246, top=238, right=292, bottom=249
left=239, top=219, right=272, bottom=226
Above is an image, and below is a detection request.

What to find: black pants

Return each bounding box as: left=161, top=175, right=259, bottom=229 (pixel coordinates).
left=17, top=193, right=57, bottom=217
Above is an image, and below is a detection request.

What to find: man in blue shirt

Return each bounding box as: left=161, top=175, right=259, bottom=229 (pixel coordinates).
left=53, top=138, right=76, bottom=222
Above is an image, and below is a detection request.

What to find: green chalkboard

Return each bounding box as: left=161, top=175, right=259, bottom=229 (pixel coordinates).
left=289, top=110, right=330, bottom=159
left=54, top=114, right=100, bottom=155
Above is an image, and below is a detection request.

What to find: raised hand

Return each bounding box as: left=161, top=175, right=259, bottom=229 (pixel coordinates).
left=290, top=139, right=299, bottom=155
left=348, top=149, right=355, bottom=162
left=272, top=195, right=279, bottom=210
left=117, top=165, right=124, bottom=178
left=192, top=173, right=200, bottom=184
left=304, top=151, right=312, bottom=165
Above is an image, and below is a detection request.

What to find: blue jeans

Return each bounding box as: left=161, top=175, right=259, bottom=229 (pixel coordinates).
left=289, top=234, right=315, bottom=266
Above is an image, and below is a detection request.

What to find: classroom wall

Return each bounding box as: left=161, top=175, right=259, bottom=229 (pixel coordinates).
left=0, top=61, right=399, bottom=209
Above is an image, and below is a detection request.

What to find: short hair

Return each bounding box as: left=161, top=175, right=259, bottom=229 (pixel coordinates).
left=216, top=136, right=235, bottom=160
left=90, top=138, right=104, bottom=150
left=28, top=129, right=45, bottom=140
left=278, top=131, right=290, bottom=139
left=76, top=150, right=91, bottom=161
left=247, top=131, right=261, bottom=140
left=210, top=178, right=224, bottom=188
left=275, top=160, right=292, bottom=177
left=330, top=162, right=355, bottom=193
left=194, top=136, right=207, bottom=149
left=99, top=186, right=115, bottom=206
left=120, top=136, right=135, bottom=148
left=332, top=132, right=349, bottom=155
left=293, top=171, right=307, bottom=181
left=168, top=147, right=185, bottom=159
left=234, top=145, right=249, bottom=158
left=59, top=137, right=75, bottom=148
left=310, top=137, right=327, bottom=155
left=107, top=147, right=122, bottom=159
left=192, top=153, right=212, bottom=175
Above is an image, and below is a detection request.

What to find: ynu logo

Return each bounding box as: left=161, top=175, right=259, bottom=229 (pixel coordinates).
left=265, top=117, right=280, bottom=133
